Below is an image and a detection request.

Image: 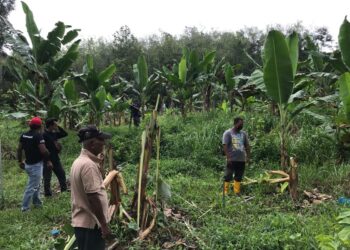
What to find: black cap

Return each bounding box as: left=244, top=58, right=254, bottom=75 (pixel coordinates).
left=45, top=118, right=58, bottom=128
left=77, top=125, right=112, bottom=143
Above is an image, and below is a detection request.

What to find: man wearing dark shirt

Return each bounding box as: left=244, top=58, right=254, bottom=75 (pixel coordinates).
left=17, top=117, right=51, bottom=212
left=43, top=118, right=68, bottom=196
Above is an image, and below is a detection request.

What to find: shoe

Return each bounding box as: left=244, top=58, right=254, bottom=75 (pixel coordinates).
left=223, top=182, right=230, bottom=195
left=33, top=204, right=43, bottom=209
left=233, top=180, right=241, bottom=195
left=21, top=207, right=30, bottom=212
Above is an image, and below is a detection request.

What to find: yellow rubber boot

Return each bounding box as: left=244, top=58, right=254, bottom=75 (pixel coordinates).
left=223, top=182, right=230, bottom=195
left=233, top=180, right=241, bottom=195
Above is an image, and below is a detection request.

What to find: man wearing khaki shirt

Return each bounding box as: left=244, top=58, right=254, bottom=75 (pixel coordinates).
left=71, top=125, right=112, bottom=250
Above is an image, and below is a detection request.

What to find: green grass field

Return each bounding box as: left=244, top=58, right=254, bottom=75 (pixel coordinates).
left=0, top=111, right=349, bottom=249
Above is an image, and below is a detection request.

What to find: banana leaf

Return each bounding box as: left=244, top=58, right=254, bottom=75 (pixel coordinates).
left=339, top=16, right=350, bottom=70
left=263, top=30, right=294, bottom=104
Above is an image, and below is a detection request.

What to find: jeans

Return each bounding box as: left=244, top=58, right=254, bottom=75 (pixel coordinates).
left=43, top=158, right=67, bottom=196
left=22, top=161, right=43, bottom=211
left=74, top=226, right=105, bottom=250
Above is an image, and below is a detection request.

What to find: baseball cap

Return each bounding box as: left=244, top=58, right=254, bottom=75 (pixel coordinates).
left=29, top=117, right=42, bottom=126
left=45, top=118, right=58, bottom=128
left=77, top=125, right=112, bottom=143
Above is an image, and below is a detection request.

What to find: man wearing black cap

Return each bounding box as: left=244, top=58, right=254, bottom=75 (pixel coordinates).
left=70, top=125, right=112, bottom=250
left=43, top=118, right=68, bottom=196
left=17, top=117, right=51, bottom=212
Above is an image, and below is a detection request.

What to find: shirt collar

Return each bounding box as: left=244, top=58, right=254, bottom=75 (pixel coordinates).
left=80, top=148, right=102, bottom=164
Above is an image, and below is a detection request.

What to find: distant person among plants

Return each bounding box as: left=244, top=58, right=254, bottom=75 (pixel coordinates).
left=17, top=117, right=51, bottom=212
left=222, top=117, right=250, bottom=195
left=43, top=118, right=68, bottom=197
left=70, top=125, right=112, bottom=250
left=130, top=101, right=141, bottom=127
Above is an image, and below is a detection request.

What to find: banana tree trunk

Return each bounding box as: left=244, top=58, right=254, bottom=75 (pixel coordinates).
left=280, top=132, right=289, bottom=169
left=204, top=85, right=212, bottom=112
left=63, top=114, right=67, bottom=129
left=279, top=105, right=289, bottom=169
left=230, top=91, right=234, bottom=112
left=180, top=101, right=186, bottom=118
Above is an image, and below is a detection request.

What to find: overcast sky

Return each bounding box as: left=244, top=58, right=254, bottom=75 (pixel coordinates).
left=8, top=0, right=350, bottom=42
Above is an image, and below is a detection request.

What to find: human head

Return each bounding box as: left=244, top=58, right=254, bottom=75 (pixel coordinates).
left=233, top=117, right=244, bottom=131
left=78, top=125, right=112, bottom=156
left=45, top=118, right=58, bottom=130
left=29, top=117, right=42, bottom=130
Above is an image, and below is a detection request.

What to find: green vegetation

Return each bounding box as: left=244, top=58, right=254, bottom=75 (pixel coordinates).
left=1, top=111, right=350, bottom=249
left=1, top=1, right=350, bottom=249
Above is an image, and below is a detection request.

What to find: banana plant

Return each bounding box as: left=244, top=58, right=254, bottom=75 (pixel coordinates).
left=223, top=63, right=260, bottom=111
left=263, top=30, right=300, bottom=168
left=263, top=30, right=325, bottom=168
left=132, top=54, right=149, bottom=117
left=74, top=55, right=116, bottom=125
left=106, top=94, right=130, bottom=125
left=197, top=52, right=223, bottom=111
left=159, top=48, right=217, bottom=116
left=3, top=2, right=80, bottom=116
left=333, top=16, right=350, bottom=162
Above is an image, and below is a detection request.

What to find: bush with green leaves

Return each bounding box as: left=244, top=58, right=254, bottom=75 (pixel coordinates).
left=316, top=209, right=350, bottom=250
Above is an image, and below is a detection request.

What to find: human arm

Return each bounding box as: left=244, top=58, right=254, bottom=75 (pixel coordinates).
left=39, top=144, right=53, bottom=168
left=223, top=144, right=232, bottom=162
left=222, top=131, right=232, bottom=162
left=56, top=125, right=68, bottom=139
left=37, top=134, right=52, bottom=167
left=55, top=126, right=67, bottom=153
left=87, top=193, right=111, bottom=238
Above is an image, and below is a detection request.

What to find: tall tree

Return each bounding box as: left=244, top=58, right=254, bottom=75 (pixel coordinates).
left=0, top=0, right=15, bottom=54
left=113, top=25, right=142, bottom=81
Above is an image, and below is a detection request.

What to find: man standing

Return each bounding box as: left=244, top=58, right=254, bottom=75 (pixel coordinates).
left=130, top=101, right=141, bottom=127
left=222, top=117, right=250, bottom=195
left=70, top=125, right=112, bottom=250
left=43, top=118, right=68, bottom=196
left=17, top=117, right=51, bottom=212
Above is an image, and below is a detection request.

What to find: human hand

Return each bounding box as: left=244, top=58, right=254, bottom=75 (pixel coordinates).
left=97, top=153, right=104, bottom=161
left=54, top=141, right=62, bottom=153
left=53, top=121, right=59, bottom=131
left=19, top=161, right=25, bottom=170
left=47, top=161, right=53, bottom=170
left=101, top=224, right=112, bottom=239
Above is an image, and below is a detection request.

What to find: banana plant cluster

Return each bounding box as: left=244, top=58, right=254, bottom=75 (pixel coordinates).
left=159, top=48, right=217, bottom=116
left=4, top=2, right=80, bottom=117
left=72, top=55, right=116, bottom=124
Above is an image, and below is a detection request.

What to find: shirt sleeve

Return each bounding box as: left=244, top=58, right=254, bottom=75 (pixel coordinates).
left=222, top=131, right=231, bottom=145
left=81, top=165, right=102, bottom=194
left=34, top=133, right=45, bottom=145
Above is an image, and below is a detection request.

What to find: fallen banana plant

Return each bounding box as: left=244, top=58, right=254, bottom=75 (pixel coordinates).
left=242, top=157, right=298, bottom=200
left=65, top=96, right=162, bottom=249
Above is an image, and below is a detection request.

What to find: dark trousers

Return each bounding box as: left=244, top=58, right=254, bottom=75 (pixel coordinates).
left=224, top=161, right=245, bottom=182
left=43, top=158, right=67, bottom=196
left=74, top=226, right=105, bottom=250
